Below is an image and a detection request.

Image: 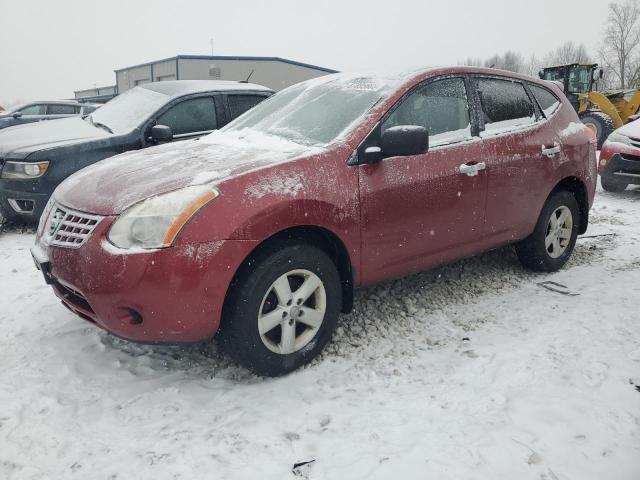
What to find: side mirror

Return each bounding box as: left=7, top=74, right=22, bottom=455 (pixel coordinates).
left=380, top=125, right=429, bottom=158
left=12, top=112, right=22, bottom=119
left=150, top=124, right=173, bottom=143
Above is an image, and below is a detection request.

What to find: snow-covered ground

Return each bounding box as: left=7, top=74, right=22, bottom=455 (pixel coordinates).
left=1, top=184, right=639, bottom=480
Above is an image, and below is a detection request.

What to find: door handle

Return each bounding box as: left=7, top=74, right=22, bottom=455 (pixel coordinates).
left=459, top=162, right=486, bottom=177
left=542, top=143, right=561, bottom=158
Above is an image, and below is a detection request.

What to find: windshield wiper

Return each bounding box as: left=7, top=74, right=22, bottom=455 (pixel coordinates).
left=93, top=121, right=113, bottom=134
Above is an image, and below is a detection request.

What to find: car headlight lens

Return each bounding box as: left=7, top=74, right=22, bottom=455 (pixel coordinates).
left=606, top=131, right=632, bottom=146
left=108, top=185, right=219, bottom=249
left=1, top=161, right=49, bottom=179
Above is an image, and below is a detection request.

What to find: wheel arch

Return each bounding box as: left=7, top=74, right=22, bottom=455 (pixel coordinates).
left=223, top=225, right=355, bottom=318
left=549, top=176, right=589, bottom=234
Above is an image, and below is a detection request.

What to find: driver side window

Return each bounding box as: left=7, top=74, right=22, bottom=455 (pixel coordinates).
left=382, top=77, right=472, bottom=147
left=18, top=104, right=46, bottom=115
left=156, top=97, right=217, bottom=136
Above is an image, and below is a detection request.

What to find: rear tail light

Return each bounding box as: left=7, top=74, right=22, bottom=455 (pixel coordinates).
left=584, top=125, right=597, bottom=149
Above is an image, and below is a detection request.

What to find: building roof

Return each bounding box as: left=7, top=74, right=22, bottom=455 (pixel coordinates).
left=115, top=55, right=339, bottom=74
left=140, top=79, right=273, bottom=97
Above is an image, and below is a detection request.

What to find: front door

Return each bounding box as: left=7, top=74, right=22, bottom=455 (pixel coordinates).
left=358, top=76, right=488, bottom=285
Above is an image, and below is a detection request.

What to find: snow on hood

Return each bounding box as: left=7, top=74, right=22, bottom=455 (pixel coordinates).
left=55, top=129, right=318, bottom=215
left=0, top=116, right=109, bottom=159
left=612, top=118, right=640, bottom=138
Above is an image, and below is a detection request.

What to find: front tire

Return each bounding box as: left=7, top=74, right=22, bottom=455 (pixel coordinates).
left=516, top=190, right=580, bottom=272
left=601, top=176, right=628, bottom=192
left=217, top=243, right=341, bottom=377
left=580, top=112, right=615, bottom=149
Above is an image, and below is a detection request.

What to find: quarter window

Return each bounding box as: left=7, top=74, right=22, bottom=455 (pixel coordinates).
left=529, top=84, right=561, bottom=118
left=156, top=97, right=217, bottom=136
left=476, top=78, right=536, bottom=134
left=382, top=77, right=472, bottom=147
left=228, top=95, right=266, bottom=120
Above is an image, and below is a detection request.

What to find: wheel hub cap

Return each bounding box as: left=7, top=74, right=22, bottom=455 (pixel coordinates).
left=545, top=206, right=573, bottom=259
left=258, top=269, right=326, bottom=355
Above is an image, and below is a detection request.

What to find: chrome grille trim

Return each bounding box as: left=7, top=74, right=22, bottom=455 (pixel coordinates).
left=44, top=204, right=103, bottom=248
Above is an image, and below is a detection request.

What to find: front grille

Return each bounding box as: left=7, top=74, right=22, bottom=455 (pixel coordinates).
left=44, top=204, right=103, bottom=248
left=620, top=152, right=640, bottom=162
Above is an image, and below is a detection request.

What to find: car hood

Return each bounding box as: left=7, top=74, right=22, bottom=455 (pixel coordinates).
left=614, top=120, right=640, bottom=139
left=54, top=129, right=320, bottom=215
left=0, top=116, right=109, bottom=159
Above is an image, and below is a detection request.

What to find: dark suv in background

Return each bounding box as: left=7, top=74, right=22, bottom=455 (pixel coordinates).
left=0, top=80, right=273, bottom=222
left=0, top=101, right=100, bottom=130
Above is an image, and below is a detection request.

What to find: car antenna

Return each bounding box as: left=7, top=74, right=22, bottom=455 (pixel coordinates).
left=239, top=69, right=255, bottom=83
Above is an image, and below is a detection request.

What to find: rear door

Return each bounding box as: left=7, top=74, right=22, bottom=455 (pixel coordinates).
left=46, top=103, right=79, bottom=119
left=358, top=76, right=488, bottom=284
left=472, top=76, right=559, bottom=243
left=224, top=93, right=270, bottom=124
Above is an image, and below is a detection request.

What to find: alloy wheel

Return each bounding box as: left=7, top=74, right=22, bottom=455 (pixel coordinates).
left=258, top=269, right=326, bottom=354
left=545, top=206, right=573, bottom=259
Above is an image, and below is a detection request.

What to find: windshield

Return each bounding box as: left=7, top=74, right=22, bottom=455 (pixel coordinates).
left=222, top=75, right=391, bottom=145
left=89, top=86, right=169, bottom=134
left=567, top=66, right=593, bottom=94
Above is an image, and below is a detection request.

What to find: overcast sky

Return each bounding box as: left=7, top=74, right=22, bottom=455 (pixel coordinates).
left=0, top=0, right=611, bottom=106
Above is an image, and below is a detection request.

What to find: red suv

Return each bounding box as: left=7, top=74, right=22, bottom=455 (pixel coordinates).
left=599, top=119, right=640, bottom=192
left=32, top=67, right=597, bottom=376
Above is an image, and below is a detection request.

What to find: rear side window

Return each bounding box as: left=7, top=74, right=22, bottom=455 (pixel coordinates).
left=529, top=84, right=561, bottom=118
left=476, top=78, right=536, bottom=134
left=47, top=104, right=77, bottom=115
left=228, top=95, right=266, bottom=120
left=156, top=97, right=217, bottom=135
left=382, top=77, right=472, bottom=147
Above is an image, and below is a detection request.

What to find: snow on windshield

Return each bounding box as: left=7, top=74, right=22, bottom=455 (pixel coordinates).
left=219, top=74, right=399, bottom=146
left=90, top=87, right=169, bottom=134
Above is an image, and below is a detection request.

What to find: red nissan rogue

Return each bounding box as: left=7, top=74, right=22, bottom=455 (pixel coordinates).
left=32, top=67, right=597, bottom=376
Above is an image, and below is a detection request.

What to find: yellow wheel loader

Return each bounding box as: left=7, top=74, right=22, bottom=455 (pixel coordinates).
left=540, top=63, right=640, bottom=148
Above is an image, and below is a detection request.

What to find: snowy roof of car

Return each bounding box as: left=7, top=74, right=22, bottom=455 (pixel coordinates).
left=140, top=80, right=273, bottom=97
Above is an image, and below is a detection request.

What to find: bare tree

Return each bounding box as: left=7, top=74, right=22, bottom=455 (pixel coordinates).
left=599, top=0, right=640, bottom=89
left=544, top=42, right=592, bottom=66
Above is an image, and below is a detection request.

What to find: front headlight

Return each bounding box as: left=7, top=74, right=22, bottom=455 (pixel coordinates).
left=1, top=161, right=49, bottom=179
left=108, top=185, right=219, bottom=249
left=606, top=131, right=632, bottom=146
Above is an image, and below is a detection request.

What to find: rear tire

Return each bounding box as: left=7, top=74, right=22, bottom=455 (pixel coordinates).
left=580, top=112, right=615, bottom=149
left=601, top=176, right=628, bottom=192
left=515, top=190, right=580, bottom=272
left=217, top=243, right=341, bottom=377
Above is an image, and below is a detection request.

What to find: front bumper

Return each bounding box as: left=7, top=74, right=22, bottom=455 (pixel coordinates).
left=599, top=152, right=640, bottom=185
left=0, top=179, right=51, bottom=221
left=32, top=216, right=259, bottom=343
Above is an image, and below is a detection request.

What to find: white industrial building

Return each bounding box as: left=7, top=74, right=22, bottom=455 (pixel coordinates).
left=115, top=55, right=337, bottom=92
left=75, top=55, right=337, bottom=101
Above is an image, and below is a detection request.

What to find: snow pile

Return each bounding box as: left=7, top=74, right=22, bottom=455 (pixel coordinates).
left=0, top=184, right=639, bottom=479
left=560, top=122, right=587, bottom=139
